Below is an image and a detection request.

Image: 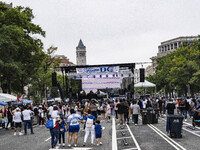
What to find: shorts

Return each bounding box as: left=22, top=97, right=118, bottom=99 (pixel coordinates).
left=96, top=133, right=102, bottom=138
left=69, top=125, right=80, bottom=133
left=15, top=122, right=22, bottom=128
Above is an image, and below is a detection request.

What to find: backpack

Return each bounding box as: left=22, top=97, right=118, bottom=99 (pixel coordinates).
left=46, top=119, right=56, bottom=129
left=86, top=117, right=93, bottom=128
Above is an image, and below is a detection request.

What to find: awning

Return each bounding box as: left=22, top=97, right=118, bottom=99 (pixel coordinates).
left=0, top=93, right=17, bottom=102
left=0, top=101, right=8, bottom=106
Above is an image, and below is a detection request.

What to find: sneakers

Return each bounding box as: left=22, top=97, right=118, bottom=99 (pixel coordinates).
left=97, top=143, right=99, bottom=146
left=14, top=132, right=16, bottom=136
left=68, top=144, right=71, bottom=147
left=135, top=124, right=138, bottom=126
left=185, top=119, right=187, bottom=122
left=62, top=143, right=65, bottom=147
left=74, top=144, right=77, bottom=147
left=19, top=132, right=23, bottom=136
left=83, top=143, right=86, bottom=146
left=100, top=142, right=102, bottom=145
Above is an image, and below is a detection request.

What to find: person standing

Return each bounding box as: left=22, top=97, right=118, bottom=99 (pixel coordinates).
left=66, top=108, right=83, bottom=147
left=130, top=101, right=140, bottom=125
left=124, top=101, right=130, bottom=124
left=6, top=107, right=14, bottom=129
left=117, top=100, right=125, bottom=125
left=89, top=101, right=98, bottom=119
left=58, top=116, right=66, bottom=147
left=47, top=104, right=53, bottom=120
left=114, top=99, right=119, bottom=119
left=166, top=99, right=176, bottom=134
left=38, top=106, right=44, bottom=127
left=13, top=107, right=23, bottom=135
left=83, top=110, right=96, bottom=146
left=22, top=106, right=34, bottom=135
left=105, top=101, right=111, bottom=122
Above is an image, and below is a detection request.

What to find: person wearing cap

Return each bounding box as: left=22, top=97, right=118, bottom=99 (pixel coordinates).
left=14, top=107, right=23, bottom=135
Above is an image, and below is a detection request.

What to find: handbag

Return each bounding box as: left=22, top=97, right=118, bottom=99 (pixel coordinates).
left=46, top=119, right=56, bottom=129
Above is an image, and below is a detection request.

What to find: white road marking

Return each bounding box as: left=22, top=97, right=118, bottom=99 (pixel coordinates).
left=49, top=148, right=92, bottom=150
left=117, top=136, right=132, bottom=140
left=122, top=148, right=138, bottom=150
left=149, top=124, right=186, bottom=150
left=182, top=128, right=200, bottom=137
left=148, top=124, right=181, bottom=150
left=159, top=117, right=200, bottom=138
left=112, top=117, right=118, bottom=150
left=126, top=124, right=141, bottom=150
left=116, top=129, right=129, bottom=132
left=45, top=137, right=51, bottom=142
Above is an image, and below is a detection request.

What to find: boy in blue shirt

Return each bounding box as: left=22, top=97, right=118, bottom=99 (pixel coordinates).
left=58, top=116, right=66, bottom=147
left=95, top=120, right=102, bottom=146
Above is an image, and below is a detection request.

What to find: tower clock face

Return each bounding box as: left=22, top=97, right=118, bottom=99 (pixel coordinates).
left=79, top=52, right=85, bottom=57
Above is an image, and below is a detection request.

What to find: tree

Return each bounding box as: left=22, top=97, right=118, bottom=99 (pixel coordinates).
left=0, top=2, right=45, bottom=94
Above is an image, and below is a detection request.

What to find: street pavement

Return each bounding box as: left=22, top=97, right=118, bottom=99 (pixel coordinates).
left=1, top=114, right=200, bottom=150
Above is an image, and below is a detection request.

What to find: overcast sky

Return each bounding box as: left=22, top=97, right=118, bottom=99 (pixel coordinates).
left=3, top=0, right=200, bottom=68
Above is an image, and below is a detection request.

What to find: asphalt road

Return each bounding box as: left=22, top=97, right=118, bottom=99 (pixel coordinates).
left=1, top=114, right=200, bottom=150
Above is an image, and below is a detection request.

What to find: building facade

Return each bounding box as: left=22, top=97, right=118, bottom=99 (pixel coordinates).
left=76, top=39, right=86, bottom=66
left=147, top=36, right=199, bottom=76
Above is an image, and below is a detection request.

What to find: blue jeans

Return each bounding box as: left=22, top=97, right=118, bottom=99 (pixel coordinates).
left=180, top=109, right=187, bottom=119
left=24, top=120, right=33, bottom=134
left=166, top=114, right=173, bottom=133
left=50, top=128, right=59, bottom=147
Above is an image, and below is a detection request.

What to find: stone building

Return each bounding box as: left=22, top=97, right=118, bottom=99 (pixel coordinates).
left=54, top=55, right=74, bottom=75
left=147, top=36, right=199, bottom=76
left=76, top=39, right=86, bottom=65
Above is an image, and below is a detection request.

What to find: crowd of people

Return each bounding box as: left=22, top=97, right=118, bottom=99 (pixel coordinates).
left=0, top=96, right=200, bottom=148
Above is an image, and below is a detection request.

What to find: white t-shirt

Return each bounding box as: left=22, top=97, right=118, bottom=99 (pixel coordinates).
left=51, top=110, right=59, bottom=119
left=14, top=111, right=22, bottom=123
left=48, top=106, right=53, bottom=115
left=22, top=110, right=31, bottom=121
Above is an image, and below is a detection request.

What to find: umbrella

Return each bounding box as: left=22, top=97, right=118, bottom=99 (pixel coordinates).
left=0, top=101, right=8, bottom=106
left=134, top=80, right=156, bottom=88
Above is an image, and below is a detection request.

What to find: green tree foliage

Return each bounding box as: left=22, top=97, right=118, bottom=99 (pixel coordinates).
left=0, top=2, right=45, bottom=94
left=149, top=37, right=200, bottom=97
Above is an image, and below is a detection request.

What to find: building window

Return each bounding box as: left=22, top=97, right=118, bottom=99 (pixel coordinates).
left=174, top=43, right=177, bottom=49
left=171, top=44, right=173, bottom=49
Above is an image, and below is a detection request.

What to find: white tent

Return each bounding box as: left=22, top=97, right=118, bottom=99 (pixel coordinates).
left=0, top=93, right=17, bottom=102
left=134, top=80, right=156, bottom=88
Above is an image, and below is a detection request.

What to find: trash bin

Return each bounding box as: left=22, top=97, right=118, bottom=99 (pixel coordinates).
left=142, top=109, right=148, bottom=125
left=152, top=108, right=159, bottom=124
left=147, top=108, right=153, bottom=124
left=168, top=115, right=183, bottom=138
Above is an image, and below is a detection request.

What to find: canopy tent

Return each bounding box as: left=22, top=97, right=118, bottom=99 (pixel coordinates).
left=0, top=101, right=8, bottom=106
left=12, top=99, right=32, bottom=105
left=0, top=93, right=17, bottom=102
left=134, top=80, right=156, bottom=88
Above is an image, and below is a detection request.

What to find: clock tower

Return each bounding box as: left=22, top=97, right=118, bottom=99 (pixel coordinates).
left=76, top=39, right=86, bottom=65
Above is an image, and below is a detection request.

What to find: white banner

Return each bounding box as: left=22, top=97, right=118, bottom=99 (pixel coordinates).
left=82, top=77, right=121, bottom=90
left=76, top=66, right=119, bottom=74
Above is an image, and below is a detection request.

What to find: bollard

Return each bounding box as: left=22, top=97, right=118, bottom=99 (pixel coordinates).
left=121, top=131, right=126, bottom=136
left=123, top=138, right=128, bottom=146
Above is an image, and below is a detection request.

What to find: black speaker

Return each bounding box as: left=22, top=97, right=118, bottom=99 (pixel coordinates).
left=52, top=72, right=57, bottom=87
left=140, top=68, right=145, bottom=82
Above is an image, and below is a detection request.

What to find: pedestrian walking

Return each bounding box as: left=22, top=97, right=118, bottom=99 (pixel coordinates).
left=6, top=107, right=14, bottom=129
left=13, top=107, right=23, bottom=135
left=66, top=108, right=83, bottom=147
left=58, top=116, right=66, bottom=147
left=83, top=110, right=96, bottom=146
left=114, top=99, right=119, bottom=119
left=105, top=101, right=111, bottom=122
left=50, top=116, right=60, bottom=149
left=95, top=120, right=102, bottom=146
left=117, top=100, right=125, bottom=125
left=89, top=101, right=98, bottom=119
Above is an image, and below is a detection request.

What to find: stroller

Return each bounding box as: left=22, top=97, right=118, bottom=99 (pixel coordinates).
left=192, top=110, right=200, bottom=127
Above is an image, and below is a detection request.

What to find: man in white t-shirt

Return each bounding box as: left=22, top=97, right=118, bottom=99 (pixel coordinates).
left=14, top=107, right=23, bottom=135
left=22, top=106, right=34, bottom=135
left=48, top=105, right=53, bottom=120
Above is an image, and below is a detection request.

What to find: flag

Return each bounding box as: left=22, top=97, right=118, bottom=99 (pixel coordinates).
left=19, top=95, right=23, bottom=102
